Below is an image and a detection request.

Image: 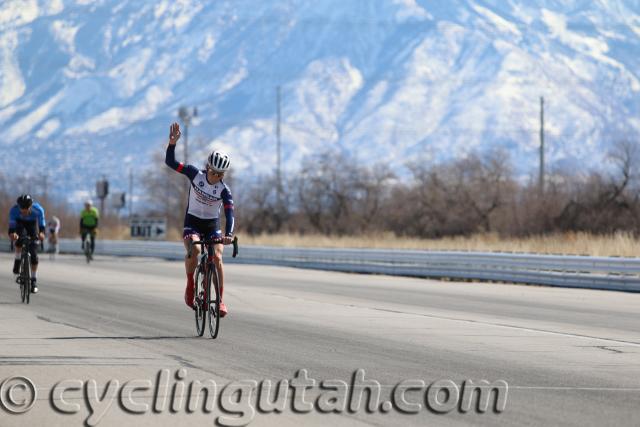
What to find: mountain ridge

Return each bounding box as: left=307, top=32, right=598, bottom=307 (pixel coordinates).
left=1, top=0, right=639, bottom=203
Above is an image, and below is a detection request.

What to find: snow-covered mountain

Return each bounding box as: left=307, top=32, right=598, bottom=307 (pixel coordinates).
left=1, top=0, right=639, bottom=203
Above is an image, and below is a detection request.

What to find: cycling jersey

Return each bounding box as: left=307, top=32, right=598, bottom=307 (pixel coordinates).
left=80, top=207, right=99, bottom=229
left=165, top=144, right=235, bottom=236
left=8, top=202, right=46, bottom=235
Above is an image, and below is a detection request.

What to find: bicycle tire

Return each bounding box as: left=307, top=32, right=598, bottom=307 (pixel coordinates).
left=193, top=265, right=206, bottom=337
left=19, top=257, right=26, bottom=303
left=84, top=237, right=92, bottom=264
left=208, top=263, right=220, bottom=339
left=23, top=253, right=31, bottom=304
left=20, top=277, right=25, bottom=303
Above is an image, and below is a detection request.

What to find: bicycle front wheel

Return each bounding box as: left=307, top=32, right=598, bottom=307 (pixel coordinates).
left=193, top=265, right=206, bottom=337
left=22, top=255, right=31, bottom=304
left=208, top=265, right=220, bottom=339
left=84, top=239, right=91, bottom=263
left=19, top=263, right=26, bottom=303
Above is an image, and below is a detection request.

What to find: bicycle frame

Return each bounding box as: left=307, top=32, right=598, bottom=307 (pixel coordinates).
left=15, top=235, right=39, bottom=304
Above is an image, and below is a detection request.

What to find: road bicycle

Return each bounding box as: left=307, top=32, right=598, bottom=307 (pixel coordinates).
left=14, top=236, right=41, bottom=304
left=188, top=236, right=238, bottom=338
left=81, top=229, right=96, bottom=263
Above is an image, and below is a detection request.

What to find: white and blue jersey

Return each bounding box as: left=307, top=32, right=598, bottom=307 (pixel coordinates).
left=165, top=145, right=235, bottom=237
left=8, top=202, right=46, bottom=235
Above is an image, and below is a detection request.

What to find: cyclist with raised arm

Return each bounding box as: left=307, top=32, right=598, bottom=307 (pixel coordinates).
left=8, top=195, right=46, bottom=293
left=165, top=122, right=235, bottom=316
left=80, top=200, right=99, bottom=259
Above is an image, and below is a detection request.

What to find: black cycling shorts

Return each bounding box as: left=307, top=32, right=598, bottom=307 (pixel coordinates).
left=14, top=224, right=40, bottom=264
left=183, top=214, right=222, bottom=241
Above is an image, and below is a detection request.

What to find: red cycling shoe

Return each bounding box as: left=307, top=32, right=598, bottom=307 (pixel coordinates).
left=184, top=280, right=195, bottom=309
left=219, top=302, right=228, bottom=317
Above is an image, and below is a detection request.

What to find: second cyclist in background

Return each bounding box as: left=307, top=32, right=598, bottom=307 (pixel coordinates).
left=48, top=215, right=61, bottom=258
left=80, top=200, right=99, bottom=260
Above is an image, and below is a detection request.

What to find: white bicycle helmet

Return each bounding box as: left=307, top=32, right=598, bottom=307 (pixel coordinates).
left=207, top=150, right=231, bottom=172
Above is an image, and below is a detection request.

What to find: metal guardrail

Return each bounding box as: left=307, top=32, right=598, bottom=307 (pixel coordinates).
left=3, top=238, right=640, bottom=292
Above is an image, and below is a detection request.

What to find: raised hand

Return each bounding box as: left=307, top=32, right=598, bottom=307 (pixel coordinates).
left=169, top=122, right=181, bottom=145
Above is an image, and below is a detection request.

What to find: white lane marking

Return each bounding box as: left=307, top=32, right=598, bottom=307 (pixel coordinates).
left=367, top=306, right=640, bottom=348
left=509, top=386, right=640, bottom=391
left=262, top=292, right=640, bottom=348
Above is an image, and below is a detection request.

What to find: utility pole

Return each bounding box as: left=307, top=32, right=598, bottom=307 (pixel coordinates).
left=178, top=106, right=198, bottom=165
left=539, top=96, right=545, bottom=196
left=128, top=168, right=133, bottom=218
left=43, top=174, right=48, bottom=204
left=276, top=85, right=282, bottom=205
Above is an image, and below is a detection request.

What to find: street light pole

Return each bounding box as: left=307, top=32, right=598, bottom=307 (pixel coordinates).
left=178, top=106, right=198, bottom=165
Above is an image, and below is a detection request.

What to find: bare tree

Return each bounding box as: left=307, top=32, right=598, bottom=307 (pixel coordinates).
left=454, top=150, right=513, bottom=233
left=292, top=150, right=393, bottom=235
left=236, top=173, right=290, bottom=235
left=395, top=150, right=515, bottom=237
left=554, top=139, right=640, bottom=233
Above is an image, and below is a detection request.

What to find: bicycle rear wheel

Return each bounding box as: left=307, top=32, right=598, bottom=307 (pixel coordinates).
left=193, top=265, right=206, bottom=337
left=208, top=265, right=220, bottom=339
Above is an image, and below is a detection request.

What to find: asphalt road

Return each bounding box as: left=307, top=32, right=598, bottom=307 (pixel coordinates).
left=0, top=253, right=639, bottom=426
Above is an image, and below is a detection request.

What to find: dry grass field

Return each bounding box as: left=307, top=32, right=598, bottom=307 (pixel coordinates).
left=241, top=231, right=640, bottom=257
left=87, top=224, right=640, bottom=258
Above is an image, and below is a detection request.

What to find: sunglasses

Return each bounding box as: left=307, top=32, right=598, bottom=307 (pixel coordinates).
left=207, top=168, right=224, bottom=177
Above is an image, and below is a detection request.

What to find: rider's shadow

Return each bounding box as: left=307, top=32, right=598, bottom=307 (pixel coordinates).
left=47, top=336, right=198, bottom=340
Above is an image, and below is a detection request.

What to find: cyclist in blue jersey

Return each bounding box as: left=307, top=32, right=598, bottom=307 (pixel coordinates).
left=165, top=122, right=235, bottom=316
left=8, top=194, right=46, bottom=293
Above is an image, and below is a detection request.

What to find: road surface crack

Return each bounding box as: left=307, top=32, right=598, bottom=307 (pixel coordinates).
left=594, top=346, right=625, bottom=354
